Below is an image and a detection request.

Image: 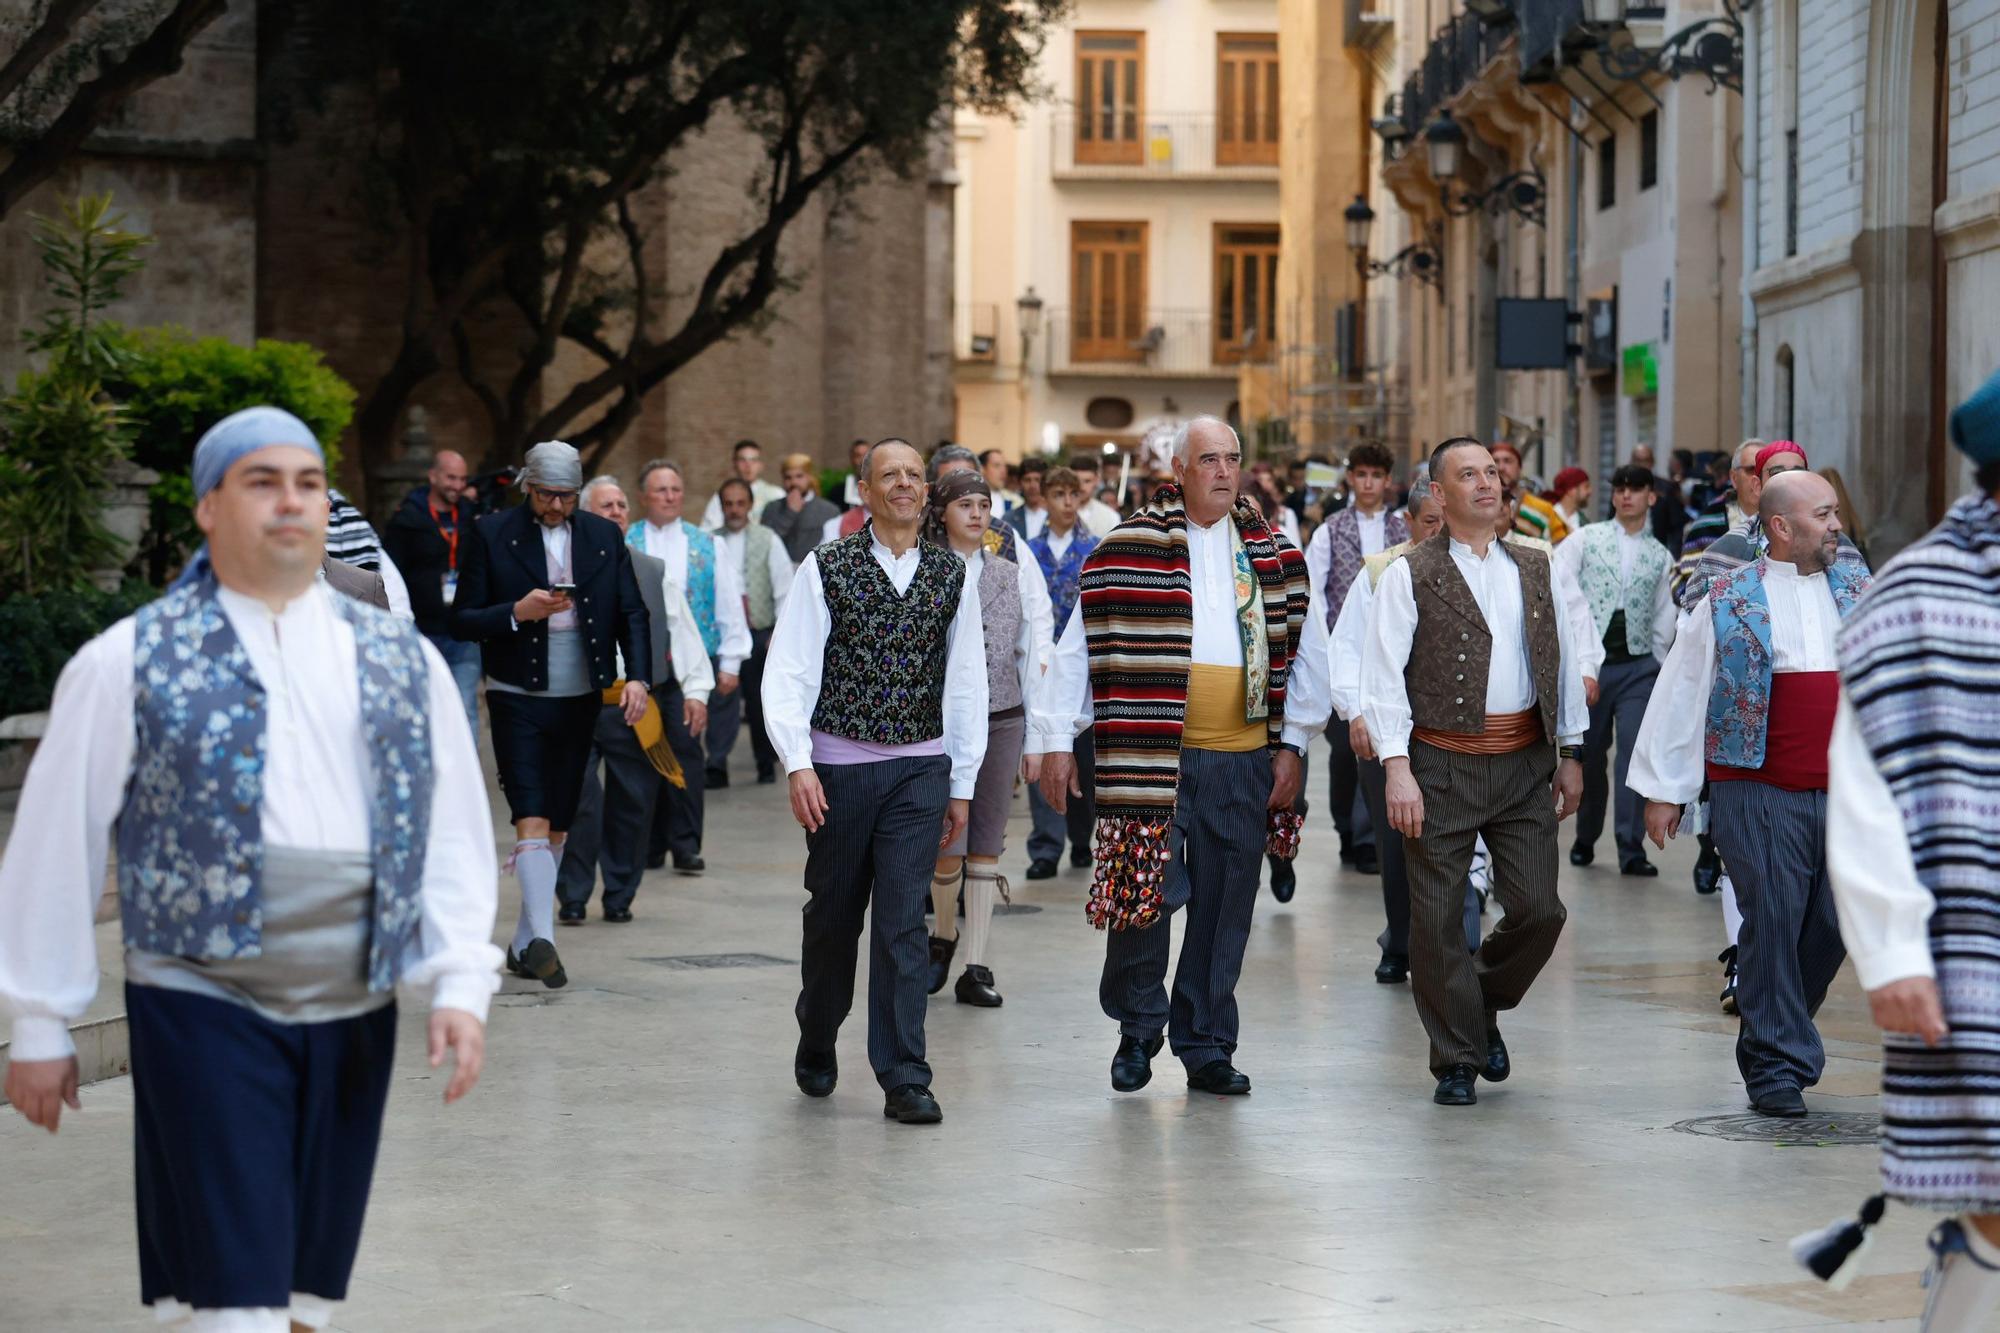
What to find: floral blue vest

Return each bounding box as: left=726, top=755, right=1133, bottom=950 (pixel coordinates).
left=1705, top=558, right=1869, bottom=768
left=629, top=522, right=720, bottom=656
left=116, top=577, right=434, bottom=991
left=1031, top=529, right=1100, bottom=636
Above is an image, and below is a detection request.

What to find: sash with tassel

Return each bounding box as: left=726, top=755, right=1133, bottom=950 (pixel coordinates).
left=602, top=683, right=686, bottom=788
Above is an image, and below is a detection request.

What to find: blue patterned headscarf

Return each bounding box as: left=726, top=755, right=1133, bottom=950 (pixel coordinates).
left=172, top=406, right=326, bottom=589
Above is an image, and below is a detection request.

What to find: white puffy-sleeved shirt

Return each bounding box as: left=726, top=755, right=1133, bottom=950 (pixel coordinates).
left=959, top=546, right=1054, bottom=707
left=1826, top=695, right=1937, bottom=989
left=0, top=583, right=501, bottom=1062
left=636, top=517, right=753, bottom=674
left=1552, top=520, right=1678, bottom=666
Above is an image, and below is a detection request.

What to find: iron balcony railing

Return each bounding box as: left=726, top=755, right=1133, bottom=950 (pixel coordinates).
left=1045, top=307, right=1265, bottom=377
left=1398, top=11, right=1519, bottom=141
left=1050, top=109, right=1279, bottom=178
left=1516, top=0, right=1592, bottom=82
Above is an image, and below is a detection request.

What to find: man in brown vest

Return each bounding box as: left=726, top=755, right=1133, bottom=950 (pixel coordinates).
left=1359, top=437, right=1589, bottom=1106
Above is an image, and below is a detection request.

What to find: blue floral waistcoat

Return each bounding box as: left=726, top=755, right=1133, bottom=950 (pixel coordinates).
left=1705, top=558, right=1869, bottom=769
left=628, top=522, right=720, bottom=657
left=116, top=577, right=434, bottom=991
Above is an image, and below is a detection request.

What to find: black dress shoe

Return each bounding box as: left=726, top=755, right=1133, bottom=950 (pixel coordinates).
left=558, top=903, right=586, bottom=925
left=1569, top=844, right=1594, bottom=867
left=1693, top=836, right=1722, bottom=895
left=644, top=851, right=667, bottom=871
left=1434, top=1064, right=1478, bottom=1105
left=757, top=771, right=777, bottom=785
left=519, top=938, right=568, bottom=989
left=1483, top=1027, right=1511, bottom=1083
left=1025, top=858, right=1058, bottom=881
left=954, top=964, right=1002, bottom=1008
left=1619, top=857, right=1659, bottom=878
left=505, top=946, right=534, bottom=979
left=1186, top=1060, right=1252, bottom=1096
left=926, top=934, right=958, bottom=996
left=705, top=769, right=729, bottom=789
left=1268, top=855, right=1296, bottom=903
left=672, top=854, right=705, bottom=876
left=1375, top=953, right=1409, bottom=984
left=1718, top=945, right=1740, bottom=1015
left=1750, top=1086, right=1807, bottom=1118
left=1111, top=1034, right=1164, bottom=1092
left=603, top=905, right=633, bottom=923
left=1351, top=851, right=1380, bottom=875
left=883, top=1083, right=943, bottom=1124
left=1070, top=847, right=1093, bottom=869
left=794, top=1045, right=837, bottom=1098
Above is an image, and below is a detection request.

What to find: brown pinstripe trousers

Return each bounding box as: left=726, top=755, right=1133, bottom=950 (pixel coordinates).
left=1401, top=738, right=1569, bottom=1078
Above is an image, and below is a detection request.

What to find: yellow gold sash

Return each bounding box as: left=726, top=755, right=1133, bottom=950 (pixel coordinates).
left=601, top=682, right=686, bottom=788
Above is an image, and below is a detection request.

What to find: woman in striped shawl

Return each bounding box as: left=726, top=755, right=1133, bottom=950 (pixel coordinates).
left=1822, top=368, right=2000, bottom=1330
left=1028, top=416, right=1332, bottom=1097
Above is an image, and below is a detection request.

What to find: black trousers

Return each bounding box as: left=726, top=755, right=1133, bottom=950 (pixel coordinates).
left=647, top=681, right=707, bottom=861
left=557, top=699, right=666, bottom=913
left=1027, top=729, right=1096, bottom=863
left=1326, top=723, right=1374, bottom=858
left=795, top=754, right=951, bottom=1090
left=740, top=626, right=778, bottom=780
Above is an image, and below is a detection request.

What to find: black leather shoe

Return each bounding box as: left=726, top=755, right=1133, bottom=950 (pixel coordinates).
left=1483, top=1027, right=1511, bottom=1083
left=1351, top=850, right=1380, bottom=875
left=505, top=946, right=534, bottom=979
left=757, top=771, right=777, bottom=785
left=883, top=1083, right=942, bottom=1124
left=1620, top=857, right=1659, bottom=878
left=1693, top=837, right=1722, bottom=895
left=558, top=903, right=586, bottom=925
left=644, top=851, right=667, bottom=871
left=1025, top=858, right=1058, bottom=881
left=1268, top=855, right=1296, bottom=903
left=603, top=905, right=633, bottom=923
left=1070, top=848, right=1093, bottom=869
left=954, top=964, right=1002, bottom=1007
left=1375, top=953, right=1409, bottom=984
left=1434, top=1064, right=1478, bottom=1106
left=705, top=769, right=729, bottom=789
left=519, top=938, right=568, bottom=989
left=1719, top=945, right=1739, bottom=1015
left=672, top=854, right=705, bottom=876
left=1186, top=1060, right=1252, bottom=1096
left=1750, top=1086, right=1807, bottom=1118
left=795, top=1045, right=837, bottom=1098
left=1569, top=844, right=1594, bottom=867
left=926, top=933, right=958, bottom=996
left=1111, top=1034, right=1164, bottom=1092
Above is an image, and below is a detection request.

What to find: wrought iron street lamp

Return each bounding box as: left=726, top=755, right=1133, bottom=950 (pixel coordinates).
left=1343, top=196, right=1443, bottom=291
left=1423, top=112, right=1547, bottom=228
left=1015, top=286, right=1043, bottom=367
left=1583, top=0, right=1746, bottom=94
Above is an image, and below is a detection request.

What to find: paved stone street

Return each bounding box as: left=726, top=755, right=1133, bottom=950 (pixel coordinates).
left=1, top=748, right=1934, bottom=1331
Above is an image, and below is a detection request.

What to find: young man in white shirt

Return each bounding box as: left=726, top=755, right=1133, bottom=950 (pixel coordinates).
left=697, top=438, right=786, bottom=529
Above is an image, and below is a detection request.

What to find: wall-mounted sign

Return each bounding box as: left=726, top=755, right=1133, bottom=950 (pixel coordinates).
left=1621, top=342, right=1659, bottom=398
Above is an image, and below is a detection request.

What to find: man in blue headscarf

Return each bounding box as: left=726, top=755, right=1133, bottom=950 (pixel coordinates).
left=0, top=405, right=500, bottom=1332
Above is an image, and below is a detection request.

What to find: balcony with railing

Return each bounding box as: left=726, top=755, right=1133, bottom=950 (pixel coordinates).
left=1395, top=12, right=1520, bottom=144
left=1051, top=109, right=1279, bottom=181
left=957, top=302, right=999, bottom=364
left=1045, top=307, right=1265, bottom=379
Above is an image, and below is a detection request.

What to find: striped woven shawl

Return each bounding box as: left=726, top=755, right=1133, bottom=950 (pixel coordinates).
left=1840, top=492, right=2000, bottom=902
left=1078, top=483, right=1308, bottom=930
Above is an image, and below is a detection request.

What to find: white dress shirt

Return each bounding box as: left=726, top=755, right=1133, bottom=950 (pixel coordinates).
left=1304, top=507, right=1393, bottom=598
left=377, top=557, right=414, bottom=621
left=1626, top=559, right=1841, bottom=807
left=761, top=536, right=989, bottom=798
left=709, top=522, right=794, bottom=623
left=1042, top=526, right=1077, bottom=561
left=822, top=512, right=849, bottom=545
left=1028, top=518, right=1334, bottom=754
left=626, top=563, right=714, bottom=702
left=699, top=480, right=785, bottom=531
left=0, top=583, right=500, bottom=1061
left=638, top=517, right=753, bottom=674
left=959, top=546, right=1055, bottom=704
left=1081, top=498, right=1123, bottom=538
left=1328, top=569, right=1376, bottom=722
left=1826, top=696, right=1937, bottom=989
left=1021, top=505, right=1048, bottom=541
left=1552, top=521, right=1678, bottom=664
left=1359, top=536, right=1590, bottom=762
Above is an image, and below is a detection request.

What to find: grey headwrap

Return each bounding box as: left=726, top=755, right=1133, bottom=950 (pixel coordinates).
left=520, top=440, right=584, bottom=491
left=192, top=406, right=322, bottom=499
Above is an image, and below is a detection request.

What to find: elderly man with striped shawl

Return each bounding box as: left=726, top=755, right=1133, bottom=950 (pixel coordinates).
left=1807, top=369, right=2000, bottom=1331
left=1031, top=416, right=1333, bottom=1097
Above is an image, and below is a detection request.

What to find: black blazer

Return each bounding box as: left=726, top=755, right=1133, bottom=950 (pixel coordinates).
left=448, top=504, right=650, bottom=694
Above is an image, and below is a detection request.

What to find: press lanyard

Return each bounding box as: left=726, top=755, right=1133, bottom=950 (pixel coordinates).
left=429, top=498, right=459, bottom=572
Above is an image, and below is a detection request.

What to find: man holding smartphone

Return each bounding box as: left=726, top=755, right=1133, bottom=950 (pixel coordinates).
left=450, top=441, right=651, bottom=988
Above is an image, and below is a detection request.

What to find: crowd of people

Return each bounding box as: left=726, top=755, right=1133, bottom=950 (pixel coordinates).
left=7, top=383, right=2000, bottom=1329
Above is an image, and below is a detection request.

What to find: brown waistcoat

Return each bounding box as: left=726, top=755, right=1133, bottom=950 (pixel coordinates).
left=1401, top=534, right=1560, bottom=742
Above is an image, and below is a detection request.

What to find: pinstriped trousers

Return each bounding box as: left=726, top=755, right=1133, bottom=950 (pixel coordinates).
left=795, top=754, right=951, bottom=1091
left=1100, top=746, right=1273, bottom=1073
left=1708, top=780, right=1844, bottom=1100
left=1402, top=739, right=1568, bottom=1078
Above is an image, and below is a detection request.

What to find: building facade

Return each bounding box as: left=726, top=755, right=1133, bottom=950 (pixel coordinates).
left=952, top=0, right=1282, bottom=466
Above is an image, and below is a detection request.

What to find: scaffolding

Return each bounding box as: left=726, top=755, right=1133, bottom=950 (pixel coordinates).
left=1263, top=296, right=1412, bottom=461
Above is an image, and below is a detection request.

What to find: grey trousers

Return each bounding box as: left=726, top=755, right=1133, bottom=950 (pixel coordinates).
left=556, top=702, right=659, bottom=913
left=1709, top=781, right=1845, bottom=1100
left=1402, top=741, right=1567, bottom=1077
left=1357, top=755, right=1481, bottom=959
left=1100, top=747, right=1272, bottom=1073
left=1574, top=654, right=1659, bottom=865
left=796, top=754, right=951, bottom=1091
left=1027, top=729, right=1095, bottom=864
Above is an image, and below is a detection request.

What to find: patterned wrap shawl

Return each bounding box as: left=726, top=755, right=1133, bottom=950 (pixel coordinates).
left=1078, top=482, right=1309, bottom=931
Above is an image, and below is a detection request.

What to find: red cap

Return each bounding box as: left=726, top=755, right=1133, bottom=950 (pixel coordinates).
left=1488, top=441, right=1522, bottom=462
left=1551, top=466, right=1589, bottom=495
left=1755, top=440, right=1806, bottom=473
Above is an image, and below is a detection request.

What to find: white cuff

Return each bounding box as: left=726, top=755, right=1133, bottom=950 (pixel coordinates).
left=431, top=971, right=498, bottom=1024
left=949, top=781, right=977, bottom=801
left=1024, top=730, right=1071, bottom=755
left=8, top=1014, right=77, bottom=1062
left=1377, top=741, right=1410, bottom=761
left=1558, top=733, right=1584, bottom=749
left=1850, top=940, right=1938, bottom=992
left=1280, top=723, right=1313, bottom=751
left=719, top=658, right=744, bottom=676
left=684, top=689, right=710, bottom=705
left=784, top=753, right=815, bottom=776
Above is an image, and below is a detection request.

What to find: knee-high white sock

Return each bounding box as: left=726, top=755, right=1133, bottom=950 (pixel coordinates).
left=962, top=867, right=1001, bottom=968
left=1922, top=1218, right=2000, bottom=1332
left=1722, top=876, right=1743, bottom=948
left=512, top=839, right=556, bottom=950
left=931, top=869, right=961, bottom=941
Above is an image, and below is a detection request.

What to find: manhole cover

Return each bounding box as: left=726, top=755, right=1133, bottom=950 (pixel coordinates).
left=995, top=903, right=1043, bottom=916
left=637, top=953, right=794, bottom=970
left=1671, top=1111, right=1879, bottom=1145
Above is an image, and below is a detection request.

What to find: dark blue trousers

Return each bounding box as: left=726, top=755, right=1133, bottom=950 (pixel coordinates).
left=128, top=982, right=396, bottom=1312
left=795, top=754, right=951, bottom=1090
left=1100, top=747, right=1273, bottom=1073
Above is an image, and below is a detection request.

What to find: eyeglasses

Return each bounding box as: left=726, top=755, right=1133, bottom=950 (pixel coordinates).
left=531, top=487, right=580, bottom=506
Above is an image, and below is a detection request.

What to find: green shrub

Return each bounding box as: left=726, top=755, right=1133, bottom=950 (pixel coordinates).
left=0, top=580, right=154, bottom=719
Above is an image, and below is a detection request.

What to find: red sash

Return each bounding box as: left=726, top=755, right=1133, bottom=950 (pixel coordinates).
left=1707, top=670, right=1838, bottom=792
